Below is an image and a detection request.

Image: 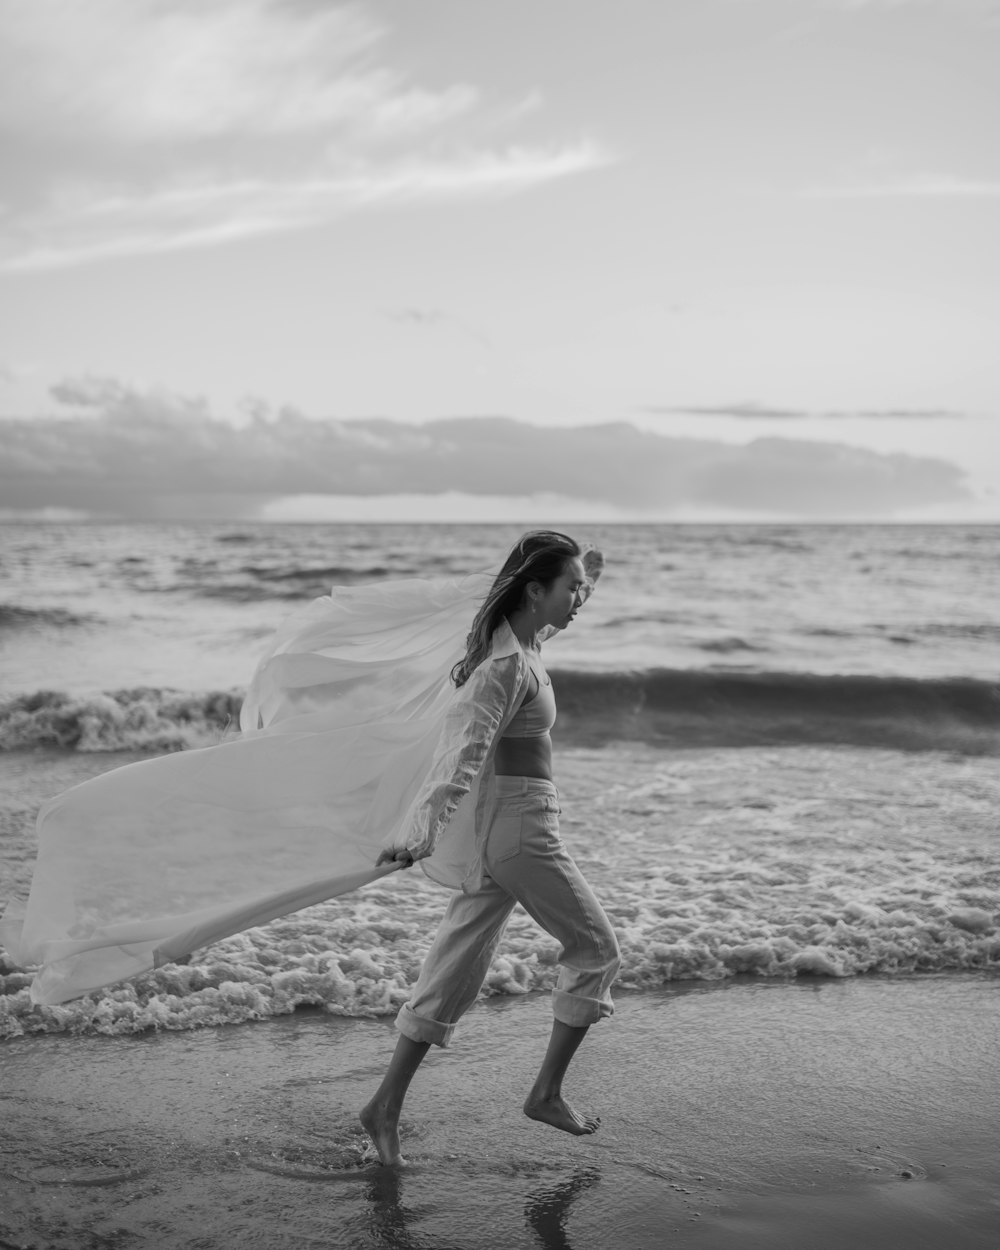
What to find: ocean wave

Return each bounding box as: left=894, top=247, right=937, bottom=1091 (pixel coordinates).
left=0, top=604, right=94, bottom=630
left=600, top=611, right=695, bottom=628
left=172, top=565, right=415, bottom=601
left=239, top=563, right=395, bottom=582
left=3, top=670, right=998, bottom=754
left=551, top=667, right=1000, bottom=755
left=696, top=637, right=765, bottom=654
left=0, top=689, right=242, bottom=752
left=916, top=622, right=1000, bottom=641
left=712, top=532, right=814, bottom=553
left=182, top=583, right=321, bottom=603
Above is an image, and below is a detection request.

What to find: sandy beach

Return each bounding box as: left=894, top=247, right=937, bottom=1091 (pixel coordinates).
left=2, top=972, right=998, bottom=1249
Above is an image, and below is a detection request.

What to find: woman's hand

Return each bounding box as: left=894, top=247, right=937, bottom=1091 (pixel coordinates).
left=582, top=546, right=605, bottom=586
left=376, top=847, right=416, bottom=869
left=580, top=547, right=604, bottom=604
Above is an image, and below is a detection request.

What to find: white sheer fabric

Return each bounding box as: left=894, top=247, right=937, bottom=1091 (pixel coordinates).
left=1, top=570, right=538, bottom=1006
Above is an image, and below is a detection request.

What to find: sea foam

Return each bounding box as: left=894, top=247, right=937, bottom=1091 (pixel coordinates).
left=2, top=744, right=995, bottom=1039
left=0, top=689, right=242, bottom=751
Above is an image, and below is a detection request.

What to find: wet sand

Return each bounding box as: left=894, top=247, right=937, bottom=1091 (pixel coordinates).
left=2, top=973, right=997, bottom=1249
left=2, top=744, right=998, bottom=1244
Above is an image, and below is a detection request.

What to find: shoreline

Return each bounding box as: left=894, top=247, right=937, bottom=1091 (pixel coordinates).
left=3, top=974, right=998, bottom=1248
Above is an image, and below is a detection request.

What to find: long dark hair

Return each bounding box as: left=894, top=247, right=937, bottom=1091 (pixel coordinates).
left=451, top=530, right=582, bottom=687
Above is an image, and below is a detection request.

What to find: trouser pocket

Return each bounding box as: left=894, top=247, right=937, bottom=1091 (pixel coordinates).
left=489, top=793, right=560, bottom=863
left=488, top=812, right=523, bottom=862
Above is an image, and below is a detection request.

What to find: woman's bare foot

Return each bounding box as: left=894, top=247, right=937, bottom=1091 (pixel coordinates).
left=523, top=1094, right=600, bottom=1136
left=359, top=1099, right=405, bottom=1166
left=360, top=1034, right=429, bottom=1166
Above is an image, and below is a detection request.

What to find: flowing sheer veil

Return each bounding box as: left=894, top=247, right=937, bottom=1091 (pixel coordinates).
left=1, top=571, right=493, bottom=1006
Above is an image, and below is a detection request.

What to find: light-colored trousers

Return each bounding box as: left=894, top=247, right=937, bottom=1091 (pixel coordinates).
left=397, top=776, right=621, bottom=1047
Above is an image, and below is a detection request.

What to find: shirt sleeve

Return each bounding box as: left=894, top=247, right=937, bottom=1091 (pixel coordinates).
left=403, top=653, right=519, bottom=859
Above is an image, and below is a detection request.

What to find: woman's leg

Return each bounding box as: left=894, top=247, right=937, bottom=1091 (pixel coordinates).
left=524, top=1020, right=600, bottom=1135
left=361, top=877, right=516, bottom=1164
left=395, top=875, right=517, bottom=1047
left=485, top=786, right=620, bottom=1136
left=360, top=1035, right=430, bottom=1166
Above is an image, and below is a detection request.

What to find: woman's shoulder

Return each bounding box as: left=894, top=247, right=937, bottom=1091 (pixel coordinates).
left=457, top=622, right=526, bottom=700
left=488, top=617, right=523, bottom=660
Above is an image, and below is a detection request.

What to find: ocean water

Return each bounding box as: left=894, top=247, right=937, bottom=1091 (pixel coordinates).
left=2, top=521, right=998, bottom=752
left=1, top=522, right=998, bottom=1040
left=3, top=522, right=1000, bottom=690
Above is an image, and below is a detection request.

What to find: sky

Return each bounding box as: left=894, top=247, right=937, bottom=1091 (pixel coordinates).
left=1, top=0, right=998, bottom=522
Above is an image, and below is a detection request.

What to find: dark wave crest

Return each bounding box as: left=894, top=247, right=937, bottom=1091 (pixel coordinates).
left=3, top=671, right=997, bottom=755
left=0, top=604, right=95, bottom=630
left=181, top=565, right=415, bottom=601
left=239, top=564, right=396, bottom=582
left=551, top=668, right=1000, bottom=755
left=696, top=637, right=765, bottom=654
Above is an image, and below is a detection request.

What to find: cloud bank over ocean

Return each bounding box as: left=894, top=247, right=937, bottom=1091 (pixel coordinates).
left=0, top=379, right=970, bottom=521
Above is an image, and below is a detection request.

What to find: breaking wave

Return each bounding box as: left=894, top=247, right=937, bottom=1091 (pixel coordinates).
left=553, top=668, right=1000, bottom=755
left=2, top=669, right=998, bottom=754
left=1, top=882, right=996, bottom=1039
left=0, top=689, right=243, bottom=752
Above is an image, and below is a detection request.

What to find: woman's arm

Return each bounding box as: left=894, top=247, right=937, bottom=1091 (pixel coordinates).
left=376, top=654, right=518, bottom=867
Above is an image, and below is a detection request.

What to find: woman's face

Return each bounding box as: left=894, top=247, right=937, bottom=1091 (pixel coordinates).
left=534, top=556, right=588, bottom=630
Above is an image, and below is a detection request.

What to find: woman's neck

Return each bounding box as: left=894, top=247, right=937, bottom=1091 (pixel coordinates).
left=506, top=608, right=540, bottom=650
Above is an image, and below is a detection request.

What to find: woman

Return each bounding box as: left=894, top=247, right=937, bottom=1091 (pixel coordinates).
left=360, top=530, right=621, bottom=1166
left=4, top=532, right=617, bottom=1127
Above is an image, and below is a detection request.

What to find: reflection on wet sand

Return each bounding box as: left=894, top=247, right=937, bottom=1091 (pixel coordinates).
left=359, top=1163, right=602, bottom=1250
left=525, top=1166, right=601, bottom=1250
left=362, top=1167, right=454, bottom=1249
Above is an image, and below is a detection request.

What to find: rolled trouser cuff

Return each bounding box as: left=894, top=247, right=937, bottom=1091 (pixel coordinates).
left=395, top=1002, right=457, bottom=1048
left=551, top=987, right=615, bottom=1028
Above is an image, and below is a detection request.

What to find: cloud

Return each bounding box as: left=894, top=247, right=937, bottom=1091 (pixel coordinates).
left=839, top=409, right=968, bottom=419
left=3, top=141, right=608, bottom=272
left=816, top=0, right=993, bottom=10
left=0, top=378, right=972, bottom=519
left=645, top=404, right=805, bottom=420
left=693, top=437, right=966, bottom=514
left=0, top=0, right=612, bottom=270
left=802, top=176, right=1000, bottom=199
left=821, top=0, right=928, bottom=6
left=643, top=403, right=967, bottom=420
left=0, top=1, right=468, bottom=143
